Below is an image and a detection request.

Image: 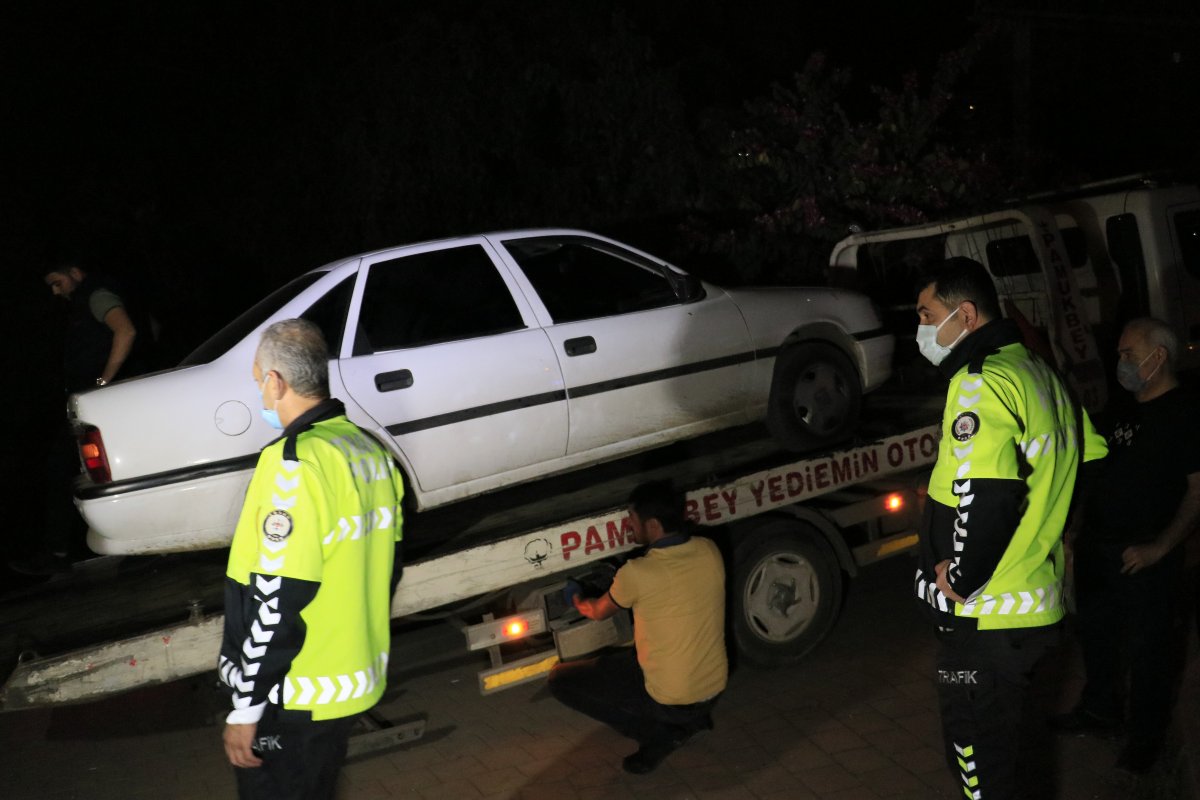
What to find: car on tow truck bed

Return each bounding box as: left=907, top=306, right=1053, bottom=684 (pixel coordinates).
left=70, top=229, right=892, bottom=555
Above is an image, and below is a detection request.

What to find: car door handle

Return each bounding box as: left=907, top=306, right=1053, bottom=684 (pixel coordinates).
left=564, top=336, right=596, bottom=357
left=375, top=369, right=414, bottom=392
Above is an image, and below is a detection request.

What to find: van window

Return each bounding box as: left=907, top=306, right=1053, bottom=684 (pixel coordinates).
left=1106, top=213, right=1149, bottom=320
left=1176, top=209, right=1200, bottom=279
left=1060, top=227, right=1088, bottom=269
left=985, top=229, right=1087, bottom=278
left=985, top=236, right=1040, bottom=277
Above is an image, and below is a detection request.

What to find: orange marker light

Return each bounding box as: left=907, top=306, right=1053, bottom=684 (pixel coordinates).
left=885, top=493, right=904, bottom=512
left=506, top=620, right=527, bottom=637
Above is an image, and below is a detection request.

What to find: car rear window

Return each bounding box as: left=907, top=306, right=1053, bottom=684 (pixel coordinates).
left=180, top=272, right=325, bottom=366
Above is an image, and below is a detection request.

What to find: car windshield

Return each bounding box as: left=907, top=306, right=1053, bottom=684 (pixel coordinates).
left=180, top=272, right=326, bottom=366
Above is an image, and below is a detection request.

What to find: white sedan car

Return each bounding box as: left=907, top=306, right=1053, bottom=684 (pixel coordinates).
left=71, top=230, right=893, bottom=554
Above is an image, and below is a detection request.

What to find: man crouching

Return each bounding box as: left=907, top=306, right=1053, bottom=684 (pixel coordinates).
left=548, top=480, right=727, bottom=774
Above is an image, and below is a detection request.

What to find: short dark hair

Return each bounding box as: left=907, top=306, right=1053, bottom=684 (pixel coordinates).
left=920, top=256, right=1002, bottom=321
left=43, top=262, right=84, bottom=280
left=628, top=480, right=684, bottom=533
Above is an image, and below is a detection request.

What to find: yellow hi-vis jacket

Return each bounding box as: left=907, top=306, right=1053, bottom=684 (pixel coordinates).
left=219, top=399, right=404, bottom=722
left=916, top=320, right=1107, bottom=630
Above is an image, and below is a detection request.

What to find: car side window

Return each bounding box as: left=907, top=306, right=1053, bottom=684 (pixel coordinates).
left=504, top=237, right=679, bottom=323
left=355, top=245, right=525, bottom=355
left=300, top=274, right=354, bottom=356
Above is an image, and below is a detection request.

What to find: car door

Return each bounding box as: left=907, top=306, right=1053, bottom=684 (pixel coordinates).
left=497, top=234, right=754, bottom=456
left=337, top=240, right=568, bottom=496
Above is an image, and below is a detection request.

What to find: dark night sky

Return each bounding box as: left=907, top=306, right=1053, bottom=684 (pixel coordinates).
left=3, top=0, right=981, bottom=341
left=1, top=1, right=1197, bottom=540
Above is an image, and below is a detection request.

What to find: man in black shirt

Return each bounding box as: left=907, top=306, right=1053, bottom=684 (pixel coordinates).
left=1052, top=318, right=1200, bottom=773
left=11, top=262, right=142, bottom=575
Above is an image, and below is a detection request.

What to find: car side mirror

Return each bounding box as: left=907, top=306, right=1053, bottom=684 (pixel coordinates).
left=674, top=273, right=706, bottom=304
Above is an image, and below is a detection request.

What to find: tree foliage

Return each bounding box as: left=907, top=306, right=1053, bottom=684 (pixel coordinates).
left=685, top=35, right=1011, bottom=284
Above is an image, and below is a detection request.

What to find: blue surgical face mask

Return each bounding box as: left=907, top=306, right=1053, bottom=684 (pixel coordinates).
left=1116, top=350, right=1160, bottom=393
left=258, top=373, right=284, bottom=430
left=260, top=407, right=283, bottom=430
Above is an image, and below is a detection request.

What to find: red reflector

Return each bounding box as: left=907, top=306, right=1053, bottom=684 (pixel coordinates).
left=506, top=620, right=527, bottom=637
left=78, top=427, right=112, bottom=484
left=885, top=493, right=904, bottom=512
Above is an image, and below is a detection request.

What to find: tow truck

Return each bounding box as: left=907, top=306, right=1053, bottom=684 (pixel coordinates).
left=829, top=173, right=1200, bottom=410
left=0, top=411, right=938, bottom=712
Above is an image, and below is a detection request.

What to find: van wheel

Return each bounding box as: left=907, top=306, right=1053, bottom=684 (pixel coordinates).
left=732, top=521, right=843, bottom=667
left=766, top=343, right=861, bottom=451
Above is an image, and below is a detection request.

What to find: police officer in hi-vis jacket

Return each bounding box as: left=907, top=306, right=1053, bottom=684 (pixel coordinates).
left=913, top=258, right=1107, bottom=799
left=218, top=319, right=404, bottom=800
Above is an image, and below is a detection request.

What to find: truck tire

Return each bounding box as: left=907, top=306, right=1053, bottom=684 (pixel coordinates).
left=731, top=521, right=843, bottom=667
left=766, top=342, right=862, bottom=451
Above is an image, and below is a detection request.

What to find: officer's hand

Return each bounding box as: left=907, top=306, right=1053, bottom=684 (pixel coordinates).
left=934, top=559, right=966, bottom=604
left=224, top=722, right=263, bottom=769
left=563, top=579, right=583, bottom=607
left=1121, top=542, right=1166, bottom=575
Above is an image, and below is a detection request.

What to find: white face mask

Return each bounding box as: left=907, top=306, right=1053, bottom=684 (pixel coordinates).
left=916, top=307, right=966, bottom=366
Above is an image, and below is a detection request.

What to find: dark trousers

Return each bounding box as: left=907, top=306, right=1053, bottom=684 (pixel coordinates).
left=44, top=421, right=86, bottom=557
left=936, top=622, right=1059, bottom=800
left=234, top=707, right=357, bottom=800
left=1074, top=539, right=1184, bottom=753
left=547, top=648, right=716, bottom=746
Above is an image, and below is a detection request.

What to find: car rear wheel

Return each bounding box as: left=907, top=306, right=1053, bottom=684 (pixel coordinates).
left=732, top=520, right=843, bottom=667
left=766, top=342, right=862, bottom=451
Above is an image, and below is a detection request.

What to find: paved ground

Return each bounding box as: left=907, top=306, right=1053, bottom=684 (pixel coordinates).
left=1, top=555, right=1190, bottom=799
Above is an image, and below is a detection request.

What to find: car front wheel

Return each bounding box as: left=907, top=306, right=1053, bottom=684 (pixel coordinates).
left=766, top=342, right=862, bottom=451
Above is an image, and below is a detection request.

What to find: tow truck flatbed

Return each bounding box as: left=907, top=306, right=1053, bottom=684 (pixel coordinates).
left=1, top=400, right=940, bottom=710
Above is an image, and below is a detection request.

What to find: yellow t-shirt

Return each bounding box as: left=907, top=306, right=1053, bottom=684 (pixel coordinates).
left=608, top=537, right=728, bottom=705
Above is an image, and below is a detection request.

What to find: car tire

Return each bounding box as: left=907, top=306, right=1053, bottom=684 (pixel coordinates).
left=766, top=342, right=862, bottom=451
left=731, top=520, right=843, bottom=667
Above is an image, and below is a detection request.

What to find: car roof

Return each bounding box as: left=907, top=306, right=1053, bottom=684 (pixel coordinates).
left=308, top=228, right=661, bottom=275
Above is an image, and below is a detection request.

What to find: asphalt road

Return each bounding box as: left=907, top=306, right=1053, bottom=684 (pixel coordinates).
left=2, top=554, right=1184, bottom=800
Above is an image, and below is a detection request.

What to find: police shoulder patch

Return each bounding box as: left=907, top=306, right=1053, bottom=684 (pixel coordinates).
left=263, top=509, right=294, bottom=542
left=952, top=411, right=980, bottom=442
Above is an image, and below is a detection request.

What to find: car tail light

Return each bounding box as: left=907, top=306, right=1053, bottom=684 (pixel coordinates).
left=78, top=426, right=112, bottom=484
left=884, top=492, right=905, bottom=512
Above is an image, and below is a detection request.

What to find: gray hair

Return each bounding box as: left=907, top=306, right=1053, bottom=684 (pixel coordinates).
left=256, top=319, right=330, bottom=398
left=1124, top=317, right=1179, bottom=369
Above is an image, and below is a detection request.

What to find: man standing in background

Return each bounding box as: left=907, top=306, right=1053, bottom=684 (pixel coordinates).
left=11, top=260, right=142, bottom=575
left=1053, top=318, right=1200, bottom=774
